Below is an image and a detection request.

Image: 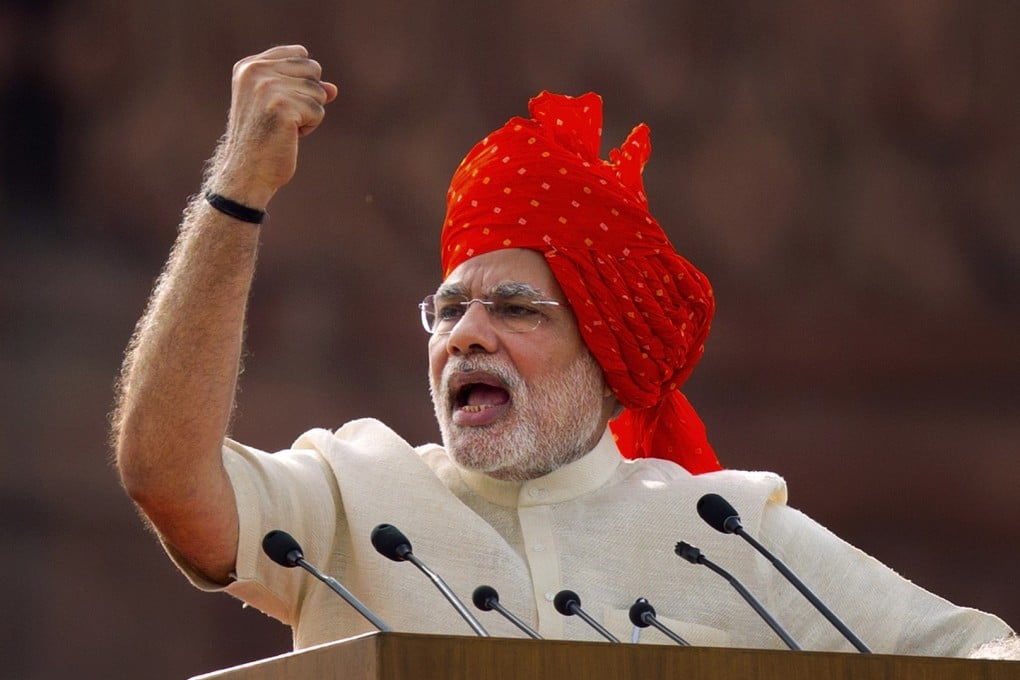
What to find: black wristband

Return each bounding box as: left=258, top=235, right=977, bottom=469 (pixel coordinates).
left=205, top=191, right=266, bottom=225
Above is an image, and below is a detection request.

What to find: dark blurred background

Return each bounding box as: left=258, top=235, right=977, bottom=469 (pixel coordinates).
left=1, top=1, right=1017, bottom=678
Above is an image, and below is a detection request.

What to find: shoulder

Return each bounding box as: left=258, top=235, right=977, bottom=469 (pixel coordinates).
left=221, top=418, right=437, bottom=481
left=277, top=418, right=434, bottom=461
left=299, top=417, right=414, bottom=451
left=614, top=459, right=788, bottom=532
left=285, top=418, right=454, bottom=482
left=689, top=468, right=789, bottom=506
left=620, top=458, right=787, bottom=503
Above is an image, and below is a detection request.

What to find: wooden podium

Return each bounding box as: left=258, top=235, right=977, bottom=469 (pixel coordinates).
left=192, top=632, right=1017, bottom=679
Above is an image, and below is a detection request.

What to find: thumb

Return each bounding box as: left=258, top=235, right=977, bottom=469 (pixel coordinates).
left=322, top=80, right=339, bottom=103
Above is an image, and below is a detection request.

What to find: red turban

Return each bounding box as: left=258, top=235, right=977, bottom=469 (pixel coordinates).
left=440, top=91, right=721, bottom=474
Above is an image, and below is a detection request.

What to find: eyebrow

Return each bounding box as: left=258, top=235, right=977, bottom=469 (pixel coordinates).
left=435, top=281, right=550, bottom=300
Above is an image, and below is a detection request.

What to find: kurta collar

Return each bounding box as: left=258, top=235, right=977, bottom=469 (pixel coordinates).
left=456, top=427, right=623, bottom=507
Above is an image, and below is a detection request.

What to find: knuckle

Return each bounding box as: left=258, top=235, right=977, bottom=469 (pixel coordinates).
left=232, top=53, right=260, bottom=75
left=232, top=58, right=262, bottom=84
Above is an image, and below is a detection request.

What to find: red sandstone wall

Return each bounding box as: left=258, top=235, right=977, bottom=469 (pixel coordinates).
left=1, top=2, right=1017, bottom=677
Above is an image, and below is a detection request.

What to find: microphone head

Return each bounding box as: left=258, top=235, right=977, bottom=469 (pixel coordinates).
left=370, top=523, right=413, bottom=562
left=262, top=530, right=303, bottom=567
left=697, top=493, right=743, bottom=533
left=675, top=541, right=705, bottom=564
left=628, top=597, right=656, bottom=627
left=553, top=589, right=581, bottom=616
left=472, top=585, right=499, bottom=611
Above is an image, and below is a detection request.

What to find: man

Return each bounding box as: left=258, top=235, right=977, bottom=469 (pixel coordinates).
left=113, top=45, right=1014, bottom=657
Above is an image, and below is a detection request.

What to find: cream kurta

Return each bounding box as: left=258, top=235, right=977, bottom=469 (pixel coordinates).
left=167, top=418, right=1011, bottom=656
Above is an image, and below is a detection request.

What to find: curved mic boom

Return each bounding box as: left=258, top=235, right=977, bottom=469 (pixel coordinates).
left=261, top=530, right=390, bottom=632
left=628, top=598, right=690, bottom=646
left=472, top=585, right=543, bottom=639
left=696, top=493, right=872, bottom=653
left=675, top=541, right=800, bottom=650
left=553, top=589, right=619, bottom=643
left=370, top=523, right=489, bottom=637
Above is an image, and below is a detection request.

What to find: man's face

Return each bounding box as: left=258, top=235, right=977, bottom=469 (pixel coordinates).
left=428, top=249, right=613, bottom=481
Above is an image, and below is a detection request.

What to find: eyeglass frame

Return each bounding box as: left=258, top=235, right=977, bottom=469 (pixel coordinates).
left=419, top=287, right=565, bottom=335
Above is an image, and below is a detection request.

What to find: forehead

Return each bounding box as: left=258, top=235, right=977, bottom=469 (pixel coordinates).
left=438, top=249, right=564, bottom=299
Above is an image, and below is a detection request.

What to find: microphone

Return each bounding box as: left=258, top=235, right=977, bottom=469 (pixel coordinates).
left=697, top=493, right=872, bottom=653
left=628, top=597, right=690, bottom=646
left=675, top=541, right=800, bottom=650
left=261, top=530, right=391, bottom=632
left=472, top=585, right=543, bottom=639
left=370, top=523, right=489, bottom=637
left=553, top=589, right=619, bottom=643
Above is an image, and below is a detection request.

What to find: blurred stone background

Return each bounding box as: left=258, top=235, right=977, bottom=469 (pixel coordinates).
left=1, top=1, right=1017, bottom=678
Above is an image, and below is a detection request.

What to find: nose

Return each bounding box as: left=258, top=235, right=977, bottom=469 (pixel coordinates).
left=444, top=300, right=498, bottom=356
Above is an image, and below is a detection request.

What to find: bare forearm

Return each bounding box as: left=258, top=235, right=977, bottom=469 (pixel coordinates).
left=112, top=189, right=260, bottom=580
left=115, top=193, right=259, bottom=493
left=111, top=45, right=338, bottom=584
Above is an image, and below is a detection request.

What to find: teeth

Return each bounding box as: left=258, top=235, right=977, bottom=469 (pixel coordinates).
left=461, top=404, right=492, bottom=413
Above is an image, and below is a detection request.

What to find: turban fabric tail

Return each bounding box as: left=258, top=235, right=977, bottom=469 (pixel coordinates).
left=441, top=91, right=722, bottom=475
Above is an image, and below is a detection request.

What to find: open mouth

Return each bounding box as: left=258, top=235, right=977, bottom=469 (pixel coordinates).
left=456, top=382, right=511, bottom=412
left=449, top=372, right=512, bottom=426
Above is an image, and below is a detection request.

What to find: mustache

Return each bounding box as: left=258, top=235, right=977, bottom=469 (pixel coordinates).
left=439, top=356, right=522, bottom=396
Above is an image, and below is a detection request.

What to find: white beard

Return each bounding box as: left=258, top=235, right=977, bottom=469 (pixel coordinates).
left=430, top=351, right=607, bottom=481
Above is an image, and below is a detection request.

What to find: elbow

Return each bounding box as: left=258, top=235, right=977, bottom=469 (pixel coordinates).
left=115, top=430, right=227, bottom=514
left=113, top=420, right=183, bottom=511
left=115, top=437, right=159, bottom=509
left=111, top=403, right=155, bottom=503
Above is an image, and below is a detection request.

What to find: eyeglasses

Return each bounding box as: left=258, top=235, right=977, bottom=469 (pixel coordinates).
left=419, top=294, right=564, bottom=334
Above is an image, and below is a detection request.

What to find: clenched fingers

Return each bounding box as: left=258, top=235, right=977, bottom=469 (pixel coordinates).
left=217, top=45, right=339, bottom=200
